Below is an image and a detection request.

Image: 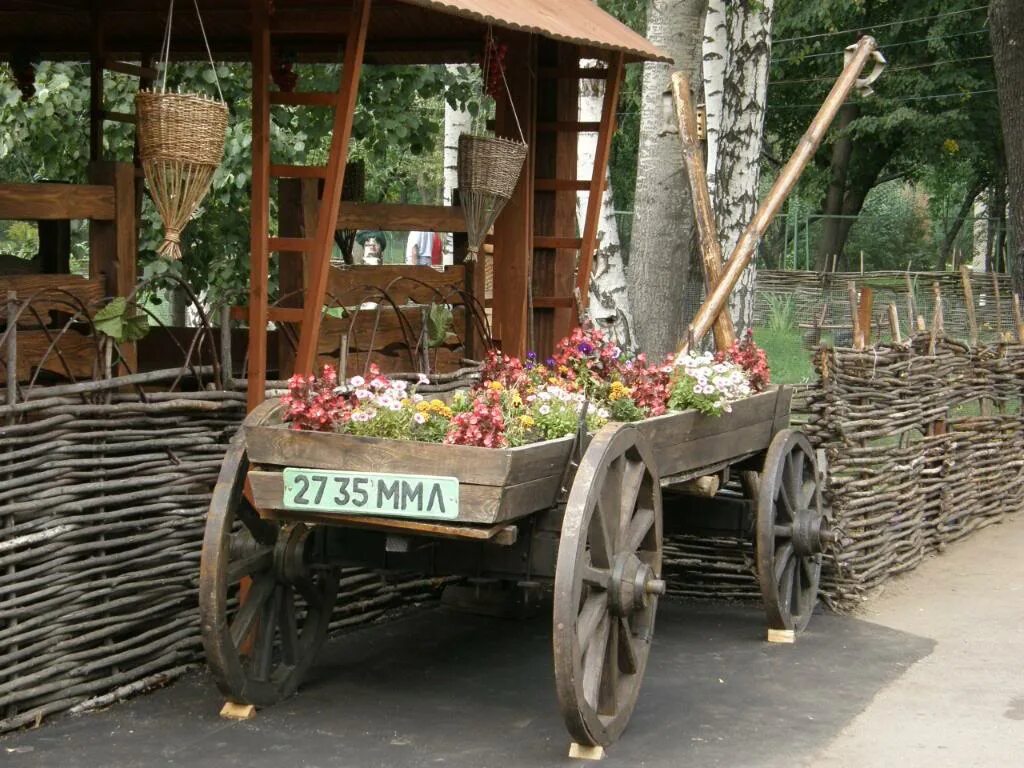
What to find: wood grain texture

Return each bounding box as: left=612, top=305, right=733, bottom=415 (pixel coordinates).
left=248, top=468, right=561, bottom=524
left=245, top=422, right=573, bottom=486
left=0, top=184, right=116, bottom=221
left=326, top=264, right=468, bottom=305
left=337, top=202, right=467, bottom=233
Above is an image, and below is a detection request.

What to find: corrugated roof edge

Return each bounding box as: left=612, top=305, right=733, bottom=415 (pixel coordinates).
left=396, top=0, right=673, bottom=63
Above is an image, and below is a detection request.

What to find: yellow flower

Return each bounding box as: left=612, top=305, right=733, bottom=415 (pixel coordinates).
left=520, top=415, right=535, bottom=428
left=416, top=401, right=431, bottom=412
left=943, top=138, right=960, bottom=155
left=511, top=391, right=523, bottom=407
left=488, top=380, right=504, bottom=391
left=608, top=381, right=631, bottom=401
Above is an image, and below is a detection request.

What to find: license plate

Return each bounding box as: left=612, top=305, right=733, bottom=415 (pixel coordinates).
left=282, top=468, right=459, bottom=520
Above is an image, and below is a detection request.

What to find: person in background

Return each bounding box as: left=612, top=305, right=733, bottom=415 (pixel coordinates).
left=405, top=230, right=434, bottom=266
left=355, top=230, right=387, bottom=265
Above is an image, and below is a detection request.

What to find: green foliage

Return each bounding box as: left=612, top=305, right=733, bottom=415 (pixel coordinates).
left=426, top=302, right=454, bottom=348
left=763, top=293, right=797, bottom=332
left=767, top=0, right=999, bottom=265
left=752, top=327, right=815, bottom=385
left=93, top=297, right=150, bottom=342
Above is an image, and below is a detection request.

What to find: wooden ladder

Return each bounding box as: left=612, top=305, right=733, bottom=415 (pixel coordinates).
left=246, top=0, right=371, bottom=411
left=531, top=46, right=624, bottom=354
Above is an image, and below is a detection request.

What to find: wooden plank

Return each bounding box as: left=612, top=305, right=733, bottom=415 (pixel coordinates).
left=337, top=202, right=467, bottom=233
left=294, top=0, right=372, bottom=376
left=671, top=72, right=735, bottom=351
left=0, top=275, right=104, bottom=314
left=538, top=66, right=608, bottom=80
left=268, top=236, right=314, bottom=253
left=576, top=52, right=624, bottom=308
left=534, top=179, right=590, bottom=191
left=532, top=296, right=574, bottom=309
left=270, top=8, right=352, bottom=34
left=652, top=419, right=776, bottom=479
left=270, top=164, right=328, bottom=179
left=259, top=508, right=520, bottom=542
left=248, top=0, right=272, bottom=411
left=231, top=306, right=305, bottom=323
left=536, top=121, right=600, bottom=133
left=248, top=469, right=561, bottom=525
left=101, top=110, right=136, bottom=124
left=0, top=184, right=115, bottom=220
left=327, top=264, right=467, bottom=305
left=277, top=179, right=306, bottom=379
left=245, top=423, right=573, bottom=487
left=534, top=236, right=581, bottom=250
left=103, top=59, right=159, bottom=79
left=856, top=285, right=873, bottom=348
left=15, top=330, right=99, bottom=381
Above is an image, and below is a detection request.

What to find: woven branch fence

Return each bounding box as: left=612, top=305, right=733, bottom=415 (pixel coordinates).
left=664, top=337, right=1024, bottom=610
left=0, top=370, right=450, bottom=735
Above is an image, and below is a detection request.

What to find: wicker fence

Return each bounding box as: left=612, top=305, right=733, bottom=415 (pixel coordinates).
left=0, top=370, right=447, bottom=735
left=665, top=337, right=1024, bottom=610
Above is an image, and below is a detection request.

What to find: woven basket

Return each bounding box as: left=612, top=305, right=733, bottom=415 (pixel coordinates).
left=457, top=134, right=527, bottom=259
left=137, top=91, right=228, bottom=166
left=457, top=134, right=527, bottom=201
left=136, top=91, right=228, bottom=260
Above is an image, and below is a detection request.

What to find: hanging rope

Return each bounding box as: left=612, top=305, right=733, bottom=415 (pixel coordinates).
left=137, top=0, right=228, bottom=260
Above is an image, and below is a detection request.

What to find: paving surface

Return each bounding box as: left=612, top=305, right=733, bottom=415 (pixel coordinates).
left=3, top=513, right=1022, bottom=767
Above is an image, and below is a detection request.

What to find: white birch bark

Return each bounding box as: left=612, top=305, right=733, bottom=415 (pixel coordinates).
left=702, top=0, right=728, bottom=204
left=972, top=192, right=988, bottom=271
left=577, top=61, right=634, bottom=351
left=628, top=0, right=708, bottom=359
left=715, top=0, right=774, bottom=334
left=443, top=65, right=473, bottom=266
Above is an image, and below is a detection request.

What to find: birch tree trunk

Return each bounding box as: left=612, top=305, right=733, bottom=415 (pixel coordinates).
left=990, top=0, right=1024, bottom=293
left=702, top=0, right=728, bottom=204
left=714, top=0, right=774, bottom=334
left=628, top=0, right=708, bottom=359
left=443, top=65, right=473, bottom=266
left=577, top=62, right=634, bottom=351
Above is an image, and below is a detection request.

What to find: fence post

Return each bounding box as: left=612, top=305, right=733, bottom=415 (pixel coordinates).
left=6, top=291, right=16, bottom=410
left=220, top=304, right=233, bottom=391
left=960, top=266, right=978, bottom=347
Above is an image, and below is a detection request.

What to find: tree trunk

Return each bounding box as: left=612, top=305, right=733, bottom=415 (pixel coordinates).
left=577, top=61, right=634, bottom=351
left=628, top=0, right=708, bottom=358
left=702, top=0, right=728, bottom=204
left=936, top=179, right=985, bottom=272
left=443, top=65, right=472, bottom=266
left=714, top=0, right=774, bottom=334
left=971, top=191, right=988, bottom=271
left=815, top=103, right=858, bottom=271
left=991, top=0, right=1024, bottom=292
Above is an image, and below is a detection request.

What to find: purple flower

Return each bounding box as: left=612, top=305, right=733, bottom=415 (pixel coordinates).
left=578, top=342, right=594, bottom=355
left=546, top=357, right=557, bottom=368
left=527, top=351, right=537, bottom=360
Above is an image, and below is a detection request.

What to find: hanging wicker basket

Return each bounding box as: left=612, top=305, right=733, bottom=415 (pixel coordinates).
left=137, top=91, right=228, bottom=261
left=457, top=133, right=527, bottom=259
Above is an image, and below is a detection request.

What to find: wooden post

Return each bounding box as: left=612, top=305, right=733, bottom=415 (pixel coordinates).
left=247, top=0, right=272, bottom=411
left=220, top=304, right=233, bottom=389
left=1013, top=292, right=1024, bottom=343
left=6, top=292, right=17, bottom=407
left=680, top=36, right=883, bottom=352
left=847, top=281, right=861, bottom=349
left=491, top=31, right=536, bottom=358
left=671, top=72, right=736, bottom=351
left=960, top=265, right=978, bottom=346
left=904, top=270, right=917, bottom=335
left=576, top=52, right=624, bottom=309
left=887, top=303, right=901, bottom=344
left=277, top=178, right=306, bottom=379
left=929, top=281, right=943, bottom=355
left=89, top=1, right=104, bottom=162
left=292, top=0, right=372, bottom=379
left=992, top=271, right=1003, bottom=340
left=857, top=286, right=873, bottom=348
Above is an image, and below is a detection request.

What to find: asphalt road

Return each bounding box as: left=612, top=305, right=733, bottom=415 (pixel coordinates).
left=1, top=598, right=932, bottom=768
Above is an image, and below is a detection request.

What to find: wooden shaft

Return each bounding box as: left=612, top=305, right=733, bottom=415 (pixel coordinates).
left=6, top=292, right=17, bottom=408
left=857, top=285, right=873, bottom=349
left=671, top=72, right=736, bottom=351
left=294, top=0, right=372, bottom=374
left=1013, top=292, right=1024, bottom=343
left=887, top=303, right=901, bottom=344
left=576, top=52, right=625, bottom=308
left=681, top=36, right=879, bottom=352
left=847, top=281, right=861, bottom=349
left=247, top=0, right=271, bottom=412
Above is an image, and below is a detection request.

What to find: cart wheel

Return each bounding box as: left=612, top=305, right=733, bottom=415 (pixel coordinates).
left=756, top=429, right=829, bottom=633
left=200, top=408, right=338, bottom=707
left=553, top=423, right=664, bottom=747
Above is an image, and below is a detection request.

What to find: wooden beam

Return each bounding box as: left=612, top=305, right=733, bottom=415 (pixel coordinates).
left=247, top=0, right=272, bottom=412
left=293, top=0, right=373, bottom=375
left=0, top=184, right=115, bottom=220
left=671, top=72, right=736, bottom=351
left=960, top=265, right=978, bottom=346
left=576, top=51, right=624, bottom=309
left=89, top=1, right=104, bottom=161
left=336, top=202, right=467, bottom=233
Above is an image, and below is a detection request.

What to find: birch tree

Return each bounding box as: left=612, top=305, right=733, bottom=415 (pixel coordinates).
left=443, top=65, right=473, bottom=266
left=628, top=0, right=708, bottom=358
left=578, top=62, right=634, bottom=350
left=702, top=0, right=728, bottom=203
left=714, top=0, right=774, bottom=334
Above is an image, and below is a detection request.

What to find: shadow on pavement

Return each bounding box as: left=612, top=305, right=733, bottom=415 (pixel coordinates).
left=1, top=600, right=933, bottom=768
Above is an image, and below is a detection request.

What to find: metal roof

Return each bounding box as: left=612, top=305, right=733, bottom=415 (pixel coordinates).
left=397, top=0, right=672, bottom=63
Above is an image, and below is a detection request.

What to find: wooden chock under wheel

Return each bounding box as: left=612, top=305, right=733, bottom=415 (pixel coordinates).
left=766, top=628, right=796, bottom=644
left=220, top=701, right=257, bottom=720
left=569, top=743, right=606, bottom=761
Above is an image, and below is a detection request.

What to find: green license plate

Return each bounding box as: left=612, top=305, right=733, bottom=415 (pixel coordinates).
left=282, top=468, right=459, bottom=520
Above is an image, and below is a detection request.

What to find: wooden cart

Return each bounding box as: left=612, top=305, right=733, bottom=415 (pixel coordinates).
left=199, top=385, right=831, bottom=748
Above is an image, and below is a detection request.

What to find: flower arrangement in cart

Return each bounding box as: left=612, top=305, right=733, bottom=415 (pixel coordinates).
left=282, top=325, right=770, bottom=448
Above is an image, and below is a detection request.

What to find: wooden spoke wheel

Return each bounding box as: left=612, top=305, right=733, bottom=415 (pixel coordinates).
left=553, top=424, right=664, bottom=747
left=756, top=429, right=830, bottom=633
left=200, top=414, right=338, bottom=706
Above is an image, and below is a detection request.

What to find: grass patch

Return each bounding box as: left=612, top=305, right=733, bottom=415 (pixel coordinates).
left=753, top=327, right=816, bottom=386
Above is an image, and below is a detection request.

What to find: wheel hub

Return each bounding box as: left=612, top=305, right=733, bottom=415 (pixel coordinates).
left=609, top=553, right=666, bottom=617
left=273, top=523, right=311, bottom=584
left=791, top=513, right=831, bottom=556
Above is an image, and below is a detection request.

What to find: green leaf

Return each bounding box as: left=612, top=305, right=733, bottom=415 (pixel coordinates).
left=94, top=297, right=150, bottom=342
left=324, top=305, right=348, bottom=319
left=426, top=302, right=453, bottom=348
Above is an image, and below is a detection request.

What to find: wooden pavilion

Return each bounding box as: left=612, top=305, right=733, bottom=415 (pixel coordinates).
left=0, top=1, right=669, bottom=408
